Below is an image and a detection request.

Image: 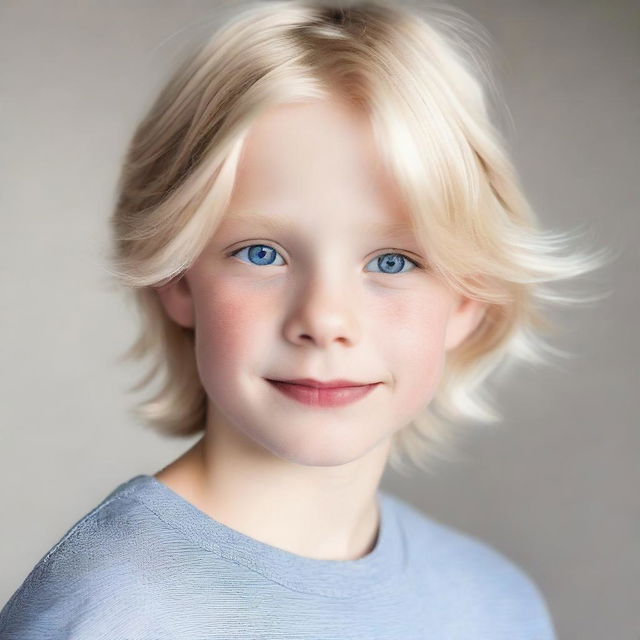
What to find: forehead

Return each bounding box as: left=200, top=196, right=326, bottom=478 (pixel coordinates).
left=224, top=97, right=415, bottom=235
left=222, top=209, right=417, bottom=242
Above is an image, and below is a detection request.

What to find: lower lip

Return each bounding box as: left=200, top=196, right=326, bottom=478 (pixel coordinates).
left=266, top=380, right=380, bottom=408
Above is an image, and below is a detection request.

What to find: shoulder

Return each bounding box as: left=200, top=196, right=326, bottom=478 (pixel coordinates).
left=0, top=477, right=164, bottom=639
left=383, top=491, right=557, bottom=639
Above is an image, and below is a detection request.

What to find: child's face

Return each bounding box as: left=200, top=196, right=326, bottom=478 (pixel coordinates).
left=156, top=97, right=485, bottom=467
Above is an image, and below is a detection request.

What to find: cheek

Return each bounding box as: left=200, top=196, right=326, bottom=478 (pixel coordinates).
left=370, top=290, right=452, bottom=406
left=191, top=280, right=270, bottom=390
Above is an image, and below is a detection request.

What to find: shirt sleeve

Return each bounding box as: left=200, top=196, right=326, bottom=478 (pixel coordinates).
left=0, top=553, right=157, bottom=640
left=480, top=551, right=558, bottom=640
left=445, top=529, right=559, bottom=640
left=511, top=569, right=558, bottom=640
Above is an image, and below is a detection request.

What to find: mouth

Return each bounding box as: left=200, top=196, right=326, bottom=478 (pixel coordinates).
left=266, top=377, right=378, bottom=389
left=265, top=378, right=381, bottom=408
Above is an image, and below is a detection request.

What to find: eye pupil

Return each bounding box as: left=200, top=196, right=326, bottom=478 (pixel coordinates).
left=378, top=253, right=406, bottom=274
left=248, top=245, right=277, bottom=265
left=234, top=245, right=418, bottom=273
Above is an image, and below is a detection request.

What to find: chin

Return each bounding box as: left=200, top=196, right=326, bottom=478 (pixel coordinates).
left=253, top=426, right=389, bottom=468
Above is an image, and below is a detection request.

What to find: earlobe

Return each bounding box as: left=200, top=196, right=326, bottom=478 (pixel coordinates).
left=154, top=274, right=195, bottom=329
left=444, top=296, right=487, bottom=352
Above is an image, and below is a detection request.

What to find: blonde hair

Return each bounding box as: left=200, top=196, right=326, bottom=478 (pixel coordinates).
left=107, top=0, right=610, bottom=476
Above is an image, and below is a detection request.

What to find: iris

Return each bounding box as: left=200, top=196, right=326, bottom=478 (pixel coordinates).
left=230, top=244, right=419, bottom=274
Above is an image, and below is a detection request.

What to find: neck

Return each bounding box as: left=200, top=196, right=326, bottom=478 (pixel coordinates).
left=154, top=415, right=392, bottom=561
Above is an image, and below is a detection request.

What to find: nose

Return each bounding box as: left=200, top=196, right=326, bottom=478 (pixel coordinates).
left=282, top=272, right=362, bottom=349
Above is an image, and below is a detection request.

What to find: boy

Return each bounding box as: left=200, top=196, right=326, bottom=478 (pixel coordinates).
left=2, top=1, right=603, bottom=636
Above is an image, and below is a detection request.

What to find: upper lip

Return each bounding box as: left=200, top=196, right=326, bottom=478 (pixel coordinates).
left=267, top=378, right=379, bottom=389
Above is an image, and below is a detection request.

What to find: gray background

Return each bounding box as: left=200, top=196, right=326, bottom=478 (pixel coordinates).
left=0, top=1, right=637, bottom=638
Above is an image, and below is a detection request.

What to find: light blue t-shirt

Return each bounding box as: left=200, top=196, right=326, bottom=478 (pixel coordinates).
left=0, top=474, right=556, bottom=639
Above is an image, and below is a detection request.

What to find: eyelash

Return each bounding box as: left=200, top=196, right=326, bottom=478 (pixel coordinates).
left=227, top=243, right=425, bottom=273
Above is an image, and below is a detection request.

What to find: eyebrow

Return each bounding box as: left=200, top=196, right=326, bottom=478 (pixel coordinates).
left=225, top=210, right=417, bottom=238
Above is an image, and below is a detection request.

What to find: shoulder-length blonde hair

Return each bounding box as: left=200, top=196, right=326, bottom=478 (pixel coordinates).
left=107, top=0, right=609, bottom=476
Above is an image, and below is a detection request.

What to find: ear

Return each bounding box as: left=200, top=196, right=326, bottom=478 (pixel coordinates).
left=444, top=294, right=488, bottom=352
left=153, top=274, right=195, bottom=329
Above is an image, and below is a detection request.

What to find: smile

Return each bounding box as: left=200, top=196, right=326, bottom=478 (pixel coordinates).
left=265, top=379, right=381, bottom=408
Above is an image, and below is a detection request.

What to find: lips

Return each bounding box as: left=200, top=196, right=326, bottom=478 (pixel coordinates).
left=267, top=378, right=375, bottom=389
left=266, top=378, right=381, bottom=408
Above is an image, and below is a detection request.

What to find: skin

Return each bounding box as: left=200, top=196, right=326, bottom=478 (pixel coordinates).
left=153, top=96, right=487, bottom=561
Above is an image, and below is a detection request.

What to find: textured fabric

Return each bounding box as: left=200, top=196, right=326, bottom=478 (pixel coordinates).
left=0, top=474, right=557, bottom=639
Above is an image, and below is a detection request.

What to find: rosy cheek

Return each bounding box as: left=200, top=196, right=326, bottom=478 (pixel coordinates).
left=371, top=291, right=451, bottom=406
left=192, top=279, right=268, bottom=382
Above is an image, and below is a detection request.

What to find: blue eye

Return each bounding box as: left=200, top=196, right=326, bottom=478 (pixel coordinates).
left=230, top=244, right=420, bottom=273
left=231, top=244, right=285, bottom=266
left=366, top=253, right=418, bottom=274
